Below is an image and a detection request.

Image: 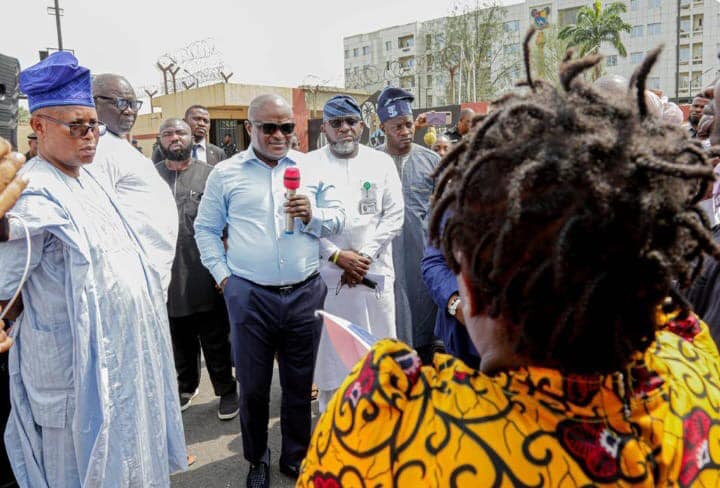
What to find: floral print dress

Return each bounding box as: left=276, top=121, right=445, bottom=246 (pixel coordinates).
left=299, top=312, right=720, bottom=487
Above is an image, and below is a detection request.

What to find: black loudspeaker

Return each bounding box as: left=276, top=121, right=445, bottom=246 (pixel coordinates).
left=0, top=53, right=20, bottom=149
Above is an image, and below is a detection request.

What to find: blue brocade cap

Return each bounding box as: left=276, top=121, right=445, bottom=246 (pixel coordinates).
left=323, top=95, right=362, bottom=121
left=19, top=51, right=94, bottom=113
left=377, top=86, right=414, bottom=123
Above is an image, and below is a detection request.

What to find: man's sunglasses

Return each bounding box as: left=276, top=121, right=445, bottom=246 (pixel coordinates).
left=94, top=95, right=143, bottom=112
left=251, top=121, right=296, bottom=135
left=35, top=114, right=107, bottom=138
left=327, top=117, right=361, bottom=129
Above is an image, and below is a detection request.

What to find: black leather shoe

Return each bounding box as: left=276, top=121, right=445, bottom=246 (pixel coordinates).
left=246, top=452, right=270, bottom=488
left=279, top=462, right=301, bottom=479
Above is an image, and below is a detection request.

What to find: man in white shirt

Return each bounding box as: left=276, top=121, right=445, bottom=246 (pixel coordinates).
left=90, top=73, right=179, bottom=293
left=308, top=95, right=404, bottom=411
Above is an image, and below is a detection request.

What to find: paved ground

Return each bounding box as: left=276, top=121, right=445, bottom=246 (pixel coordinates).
left=171, top=361, right=317, bottom=488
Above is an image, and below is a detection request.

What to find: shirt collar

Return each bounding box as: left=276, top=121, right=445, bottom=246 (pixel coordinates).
left=242, top=145, right=298, bottom=168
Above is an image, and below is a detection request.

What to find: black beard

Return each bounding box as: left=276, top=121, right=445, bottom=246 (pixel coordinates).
left=163, top=145, right=192, bottom=161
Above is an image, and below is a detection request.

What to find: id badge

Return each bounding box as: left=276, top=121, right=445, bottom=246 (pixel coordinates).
left=359, top=181, right=378, bottom=215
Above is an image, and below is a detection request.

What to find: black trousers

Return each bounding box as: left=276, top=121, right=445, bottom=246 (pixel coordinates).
left=224, top=274, right=326, bottom=466
left=168, top=301, right=236, bottom=397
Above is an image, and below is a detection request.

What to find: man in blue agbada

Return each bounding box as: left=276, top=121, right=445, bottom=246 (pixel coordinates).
left=0, top=52, right=187, bottom=486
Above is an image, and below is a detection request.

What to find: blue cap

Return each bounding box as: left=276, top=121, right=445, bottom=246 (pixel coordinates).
left=19, top=51, right=94, bottom=113
left=377, top=86, right=414, bottom=123
left=323, top=95, right=362, bottom=121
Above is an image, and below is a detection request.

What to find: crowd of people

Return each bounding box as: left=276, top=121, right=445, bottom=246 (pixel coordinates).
left=2, top=28, right=720, bottom=487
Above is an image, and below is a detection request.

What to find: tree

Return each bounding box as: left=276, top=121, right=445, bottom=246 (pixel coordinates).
left=426, top=0, right=515, bottom=104
left=558, top=0, right=631, bottom=80
left=18, top=106, right=29, bottom=124
left=530, top=25, right=571, bottom=86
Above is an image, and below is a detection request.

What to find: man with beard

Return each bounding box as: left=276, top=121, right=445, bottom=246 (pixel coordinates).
left=195, top=94, right=344, bottom=487
left=154, top=118, right=238, bottom=419
left=377, top=86, right=441, bottom=364
left=308, top=95, right=403, bottom=412
left=90, top=73, right=178, bottom=294
left=152, top=105, right=226, bottom=165
left=688, top=95, right=710, bottom=138
left=1, top=52, right=186, bottom=487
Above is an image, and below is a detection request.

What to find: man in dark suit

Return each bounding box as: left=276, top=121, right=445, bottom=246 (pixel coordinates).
left=152, top=105, right=227, bottom=165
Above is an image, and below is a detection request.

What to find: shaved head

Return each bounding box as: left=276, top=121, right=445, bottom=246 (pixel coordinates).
left=594, top=74, right=629, bottom=101
left=248, top=94, right=290, bottom=120
left=159, top=118, right=190, bottom=133
left=458, top=107, right=476, bottom=135
left=92, top=73, right=138, bottom=135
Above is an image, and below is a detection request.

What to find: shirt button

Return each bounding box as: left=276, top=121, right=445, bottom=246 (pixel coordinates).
left=280, top=259, right=286, bottom=264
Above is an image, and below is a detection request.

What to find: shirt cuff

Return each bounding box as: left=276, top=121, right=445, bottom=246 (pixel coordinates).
left=210, top=263, right=232, bottom=286
left=321, top=241, right=341, bottom=261
left=299, top=215, right=324, bottom=238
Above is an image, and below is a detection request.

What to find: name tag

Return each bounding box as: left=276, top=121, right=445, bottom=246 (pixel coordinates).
left=359, top=181, right=378, bottom=215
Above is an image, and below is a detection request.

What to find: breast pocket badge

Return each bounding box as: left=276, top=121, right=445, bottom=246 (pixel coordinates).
left=359, top=181, right=378, bottom=215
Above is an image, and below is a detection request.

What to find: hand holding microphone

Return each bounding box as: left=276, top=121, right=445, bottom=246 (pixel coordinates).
left=283, top=167, right=312, bottom=233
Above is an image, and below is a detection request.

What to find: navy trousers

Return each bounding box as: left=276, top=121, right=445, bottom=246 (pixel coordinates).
left=223, top=274, right=326, bottom=466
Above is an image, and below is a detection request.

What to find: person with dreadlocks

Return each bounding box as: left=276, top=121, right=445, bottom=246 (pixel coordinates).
left=298, top=32, right=720, bottom=486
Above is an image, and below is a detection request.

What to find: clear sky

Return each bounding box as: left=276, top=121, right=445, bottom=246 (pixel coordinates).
left=3, top=0, right=482, bottom=96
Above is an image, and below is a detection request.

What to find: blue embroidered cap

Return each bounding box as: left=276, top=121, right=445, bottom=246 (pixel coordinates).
left=323, top=95, right=362, bottom=121
left=19, top=51, right=94, bottom=113
left=377, top=86, right=414, bottom=123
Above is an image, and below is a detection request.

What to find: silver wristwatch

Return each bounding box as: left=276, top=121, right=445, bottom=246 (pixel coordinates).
left=448, top=296, right=462, bottom=316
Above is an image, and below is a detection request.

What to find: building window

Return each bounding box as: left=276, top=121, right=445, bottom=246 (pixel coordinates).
left=398, top=35, right=414, bottom=49
left=362, top=46, right=370, bottom=56
left=694, top=14, right=704, bottom=33
left=426, top=74, right=433, bottom=85
left=693, top=43, right=703, bottom=63
left=630, top=0, right=638, bottom=10
left=647, top=23, right=661, bottom=36
left=353, top=48, right=359, bottom=57
left=426, top=54, right=434, bottom=67
left=503, top=20, right=520, bottom=33
left=631, top=25, right=644, bottom=38
left=559, top=7, right=581, bottom=26
left=426, top=95, right=433, bottom=107
left=691, top=71, right=703, bottom=90
left=400, top=75, right=415, bottom=88
left=680, top=45, right=690, bottom=63
left=679, top=73, right=690, bottom=91
left=680, top=17, right=691, bottom=35
left=647, top=77, right=661, bottom=89
left=385, top=40, right=392, bottom=51
left=503, top=43, right=520, bottom=56
left=425, top=34, right=432, bottom=49
left=399, top=56, right=415, bottom=70
left=631, top=52, right=643, bottom=64
left=606, top=55, right=618, bottom=66
left=344, top=50, right=349, bottom=59
left=648, top=0, right=661, bottom=8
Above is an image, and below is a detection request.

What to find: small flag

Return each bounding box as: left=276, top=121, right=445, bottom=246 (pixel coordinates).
left=316, top=310, right=379, bottom=370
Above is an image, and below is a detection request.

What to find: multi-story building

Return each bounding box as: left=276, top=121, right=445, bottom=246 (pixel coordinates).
left=343, top=0, right=720, bottom=107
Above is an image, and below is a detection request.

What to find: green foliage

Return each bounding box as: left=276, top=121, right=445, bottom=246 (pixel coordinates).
left=530, top=25, right=571, bottom=87
left=433, top=0, right=515, bottom=103
left=558, top=0, right=631, bottom=79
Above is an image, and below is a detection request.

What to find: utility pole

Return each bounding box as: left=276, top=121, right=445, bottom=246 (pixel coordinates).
left=47, top=0, right=64, bottom=51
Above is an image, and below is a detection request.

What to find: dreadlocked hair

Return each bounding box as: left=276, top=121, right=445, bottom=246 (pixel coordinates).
left=429, top=34, right=720, bottom=374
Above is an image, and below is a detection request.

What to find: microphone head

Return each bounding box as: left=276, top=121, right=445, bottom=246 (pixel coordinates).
left=283, top=167, right=301, bottom=190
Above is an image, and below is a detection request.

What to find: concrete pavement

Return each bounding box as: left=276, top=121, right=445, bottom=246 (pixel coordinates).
left=171, top=362, right=317, bottom=488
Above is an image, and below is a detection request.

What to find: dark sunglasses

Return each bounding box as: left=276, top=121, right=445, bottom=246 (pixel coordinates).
left=251, top=121, right=296, bottom=135
left=35, top=114, right=107, bottom=138
left=327, top=117, right=361, bottom=129
left=94, top=95, right=143, bottom=112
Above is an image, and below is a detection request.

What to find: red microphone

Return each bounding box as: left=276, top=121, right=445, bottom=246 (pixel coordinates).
left=283, top=167, right=301, bottom=234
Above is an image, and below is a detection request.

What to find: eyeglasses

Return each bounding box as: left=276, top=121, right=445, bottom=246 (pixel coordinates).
left=251, top=121, right=296, bottom=135
left=327, top=117, right=361, bottom=129
left=35, top=114, right=107, bottom=138
left=94, top=95, right=143, bottom=112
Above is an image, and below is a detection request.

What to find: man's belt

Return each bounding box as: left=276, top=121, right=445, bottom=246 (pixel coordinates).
left=256, top=272, right=319, bottom=294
